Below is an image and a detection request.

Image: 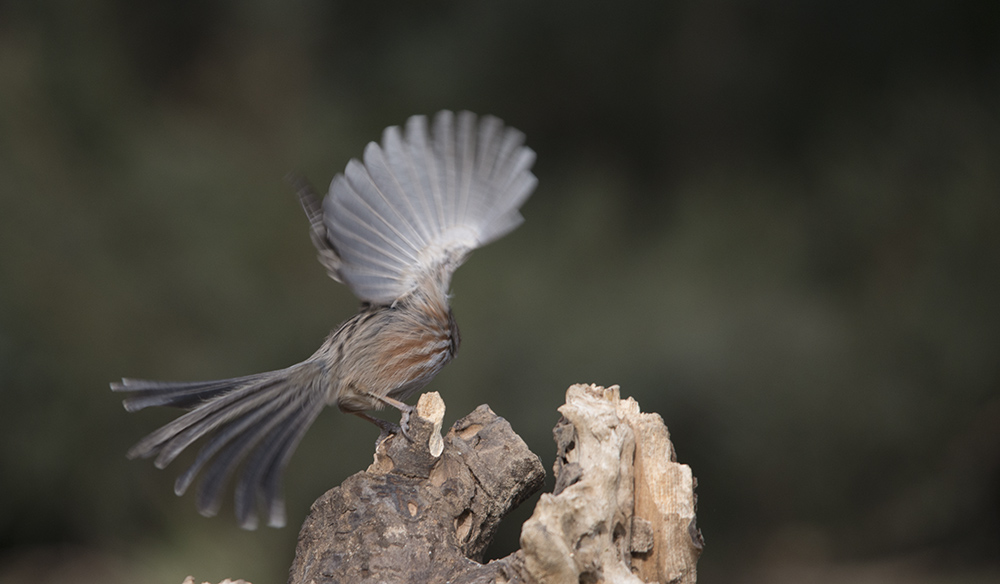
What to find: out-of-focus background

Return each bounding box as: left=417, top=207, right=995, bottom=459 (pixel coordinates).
left=1, top=1, right=998, bottom=583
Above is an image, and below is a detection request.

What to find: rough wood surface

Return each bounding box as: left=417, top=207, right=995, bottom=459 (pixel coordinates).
left=287, top=385, right=702, bottom=584
left=520, top=384, right=703, bottom=584
left=287, top=392, right=545, bottom=584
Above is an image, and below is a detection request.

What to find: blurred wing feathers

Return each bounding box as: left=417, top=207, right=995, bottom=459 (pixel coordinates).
left=322, top=110, right=537, bottom=304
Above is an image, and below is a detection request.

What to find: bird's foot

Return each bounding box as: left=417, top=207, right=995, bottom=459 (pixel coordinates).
left=373, top=395, right=415, bottom=443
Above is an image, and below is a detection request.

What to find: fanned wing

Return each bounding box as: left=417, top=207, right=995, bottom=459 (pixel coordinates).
left=322, top=110, right=537, bottom=304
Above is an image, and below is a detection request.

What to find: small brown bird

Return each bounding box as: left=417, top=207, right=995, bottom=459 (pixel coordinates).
left=112, top=110, right=537, bottom=529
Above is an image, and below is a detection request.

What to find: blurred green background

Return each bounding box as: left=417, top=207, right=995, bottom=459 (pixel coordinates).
left=1, top=1, right=998, bottom=583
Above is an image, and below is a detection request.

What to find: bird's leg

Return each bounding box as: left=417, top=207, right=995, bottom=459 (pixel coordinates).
left=372, top=395, right=415, bottom=442
left=351, top=412, right=402, bottom=447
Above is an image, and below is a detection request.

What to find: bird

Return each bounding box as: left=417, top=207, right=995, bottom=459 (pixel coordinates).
left=112, top=110, right=537, bottom=530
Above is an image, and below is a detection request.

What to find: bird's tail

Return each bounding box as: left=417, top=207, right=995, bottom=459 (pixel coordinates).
left=112, top=362, right=326, bottom=529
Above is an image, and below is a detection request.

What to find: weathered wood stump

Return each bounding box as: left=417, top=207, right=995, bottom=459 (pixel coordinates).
left=521, top=384, right=703, bottom=584
left=287, top=385, right=702, bottom=584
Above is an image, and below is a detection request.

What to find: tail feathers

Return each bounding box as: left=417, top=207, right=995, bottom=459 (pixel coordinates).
left=323, top=110, right=537, bottom=305
left=122, top=373, right=289, bottom=467
left=113, top=365, right=326, bottom=529
left=112, top=373, right=274, bottom=412
left=232, top=396, right=322, bottom=528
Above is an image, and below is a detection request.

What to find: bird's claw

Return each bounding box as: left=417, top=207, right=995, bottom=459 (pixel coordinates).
left=357, top=396, right=416, bottom=445
left=398, top=408, right=413, bottom=443
left=375, top=425, right=397, bottom=447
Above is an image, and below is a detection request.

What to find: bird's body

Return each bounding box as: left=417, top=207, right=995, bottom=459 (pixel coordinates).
left=113, top=111, right=536, bottom=529
left=317, top=277, right=459, bottom=413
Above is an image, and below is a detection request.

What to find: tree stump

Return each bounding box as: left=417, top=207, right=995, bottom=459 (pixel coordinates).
left=287, top=385, right=702, bottom=584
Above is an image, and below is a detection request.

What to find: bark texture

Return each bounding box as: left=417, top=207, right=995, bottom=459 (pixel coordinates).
left=287, top=385, right=702, bottom=584
left=288, top=392, right=544, bottom=584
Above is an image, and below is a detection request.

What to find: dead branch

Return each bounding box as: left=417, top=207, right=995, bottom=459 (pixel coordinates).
left=287, top=385, right=702, bottom=584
